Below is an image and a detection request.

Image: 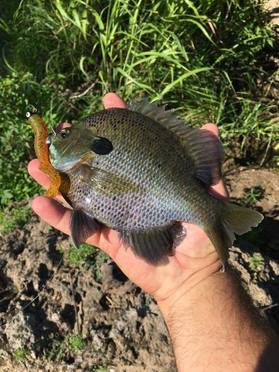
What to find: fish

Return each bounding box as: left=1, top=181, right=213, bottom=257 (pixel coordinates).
left=47, top=100, right=263, bottom=264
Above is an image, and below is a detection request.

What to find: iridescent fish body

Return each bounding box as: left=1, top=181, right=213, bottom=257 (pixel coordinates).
left=48, top=101, right=263, bottom=264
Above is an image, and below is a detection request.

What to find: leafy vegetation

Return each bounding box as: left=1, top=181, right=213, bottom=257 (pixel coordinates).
left=66, top=334, right=86, bottom=351
left=12, top=347, right=29, bottom=362
left=63, top=243, right=108, bottom=281
left=244, top=186, right=265, bottom=205
left=0, top=0, right=278, bottom=207
left=0, top=204, right=30, bottom=232
left=63, top=243, right=97, bottom=267
left=249, top=252, right=265, bottom=271
left=48, top=334, right=86, bottom=361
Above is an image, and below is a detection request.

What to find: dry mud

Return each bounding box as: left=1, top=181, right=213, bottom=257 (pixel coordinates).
left=0, top=167, right=278, bottom=371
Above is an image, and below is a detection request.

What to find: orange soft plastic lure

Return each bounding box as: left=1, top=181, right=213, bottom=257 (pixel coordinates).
left=26, top=112, right=69, bottom=197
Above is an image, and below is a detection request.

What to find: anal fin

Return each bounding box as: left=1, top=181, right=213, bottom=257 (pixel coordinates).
left=119, top=223, right=185, bottom=264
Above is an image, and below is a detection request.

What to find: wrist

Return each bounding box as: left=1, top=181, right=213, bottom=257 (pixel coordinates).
left=158, top=270, right=233, bottom=337
left=157, top=269, right=278, bottom=372
left=155, top=258, right=222, bottom=318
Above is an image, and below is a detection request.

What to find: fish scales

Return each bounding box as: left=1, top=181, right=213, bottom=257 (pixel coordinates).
left=48, top=101, right=263, bottom=264
left=67, top=109, right=214, bottom=229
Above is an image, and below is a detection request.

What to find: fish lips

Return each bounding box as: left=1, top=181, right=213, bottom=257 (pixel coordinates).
left=49, top=144, right=94, bottom=172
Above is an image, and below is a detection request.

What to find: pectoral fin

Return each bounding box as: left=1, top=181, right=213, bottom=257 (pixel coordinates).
left=78, top=164, right=141, bottom=196
left=70, top=209, right=100, bottom=247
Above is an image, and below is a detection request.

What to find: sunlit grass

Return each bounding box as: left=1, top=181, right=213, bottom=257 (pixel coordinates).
left=0, top=0, right=278, bottom=206
left=0, top=204, right=30, bottom=232
left=47, top=333, right=86, bottom=361
left=62, top=243, right=108, bottom=282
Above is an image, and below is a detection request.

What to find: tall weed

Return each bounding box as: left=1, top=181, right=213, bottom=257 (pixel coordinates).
left=0, top=0, right=278, bottom=205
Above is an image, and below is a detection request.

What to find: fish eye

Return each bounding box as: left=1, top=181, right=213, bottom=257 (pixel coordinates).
left=59, top=128, right=71, bottom=139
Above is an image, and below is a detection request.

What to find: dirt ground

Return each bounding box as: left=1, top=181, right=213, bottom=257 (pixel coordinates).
left=266, top=0, right=279, bottom=25
left=0, top=167, right=278, bottom=371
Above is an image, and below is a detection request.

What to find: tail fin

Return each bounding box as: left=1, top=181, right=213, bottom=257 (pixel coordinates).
left=205, top=201, right=263, bottom=263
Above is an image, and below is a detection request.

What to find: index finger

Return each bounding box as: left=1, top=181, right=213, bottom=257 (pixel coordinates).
left=102, top=93, right=127, bottom=109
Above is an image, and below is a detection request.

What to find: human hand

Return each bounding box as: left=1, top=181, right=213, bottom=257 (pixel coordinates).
left=28, top=93, right=225, bottom=309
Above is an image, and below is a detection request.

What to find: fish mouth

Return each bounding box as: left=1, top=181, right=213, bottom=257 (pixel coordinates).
left=51, top=151, right=94, bottom=172
left=46, top=135, right=52, bottom=144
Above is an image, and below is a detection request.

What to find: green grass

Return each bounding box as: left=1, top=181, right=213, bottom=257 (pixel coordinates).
left=12, top=347, right=28, bottom=362
left=249, top=252, right=264, bottom=271
left=244, top=186, right=265, bottom=205
left=0, top=0, right=278, bottom=206
left=0, top=204, right=30, bottom=232
left=47, top=333, right=86, bottom=361
left=62, top=243, right=109, bottom=281
left=64, top=243, right=97, bottom=267
left=274, top=143, right=279, bottom=166
left=66, top=334, right=86, bottom=351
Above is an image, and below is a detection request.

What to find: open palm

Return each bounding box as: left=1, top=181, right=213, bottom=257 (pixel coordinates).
left=28, top=93, right=224, bottom=303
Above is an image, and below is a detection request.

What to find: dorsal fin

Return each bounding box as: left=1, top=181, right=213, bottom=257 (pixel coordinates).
left=129, top=99, right=224, bottom=186
left=128, top=98, right=188, bottom=132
